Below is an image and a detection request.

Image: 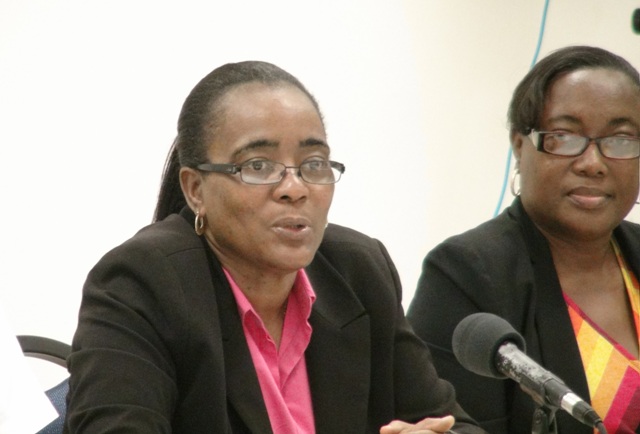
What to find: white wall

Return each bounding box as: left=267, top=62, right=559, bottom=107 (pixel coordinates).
left=1, top=0, right=640, bottom=359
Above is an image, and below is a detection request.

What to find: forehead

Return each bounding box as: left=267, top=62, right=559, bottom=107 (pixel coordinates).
left=542, top=68, right=640, bottom=127
left=547, top=68, right=639, bottom=98
left=218, top=82, right=320, bottom=122
left=208, top=82, right=327, bottom=159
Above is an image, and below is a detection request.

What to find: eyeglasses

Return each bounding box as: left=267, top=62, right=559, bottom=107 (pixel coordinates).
left=196, top=159, right=346, bottom=185
left=530, top=130, right=640, bottom=160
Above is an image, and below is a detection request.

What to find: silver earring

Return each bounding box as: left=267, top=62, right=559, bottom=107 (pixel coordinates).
left=194, top=212, right=205, bottom=235
left=509, top=168, right=521, bottom=197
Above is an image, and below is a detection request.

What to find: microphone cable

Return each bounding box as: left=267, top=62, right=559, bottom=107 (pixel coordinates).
left=492, top=0, right=550, bottom=217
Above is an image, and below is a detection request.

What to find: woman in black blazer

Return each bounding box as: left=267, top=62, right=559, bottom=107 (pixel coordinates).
left=64, top=61, right=484, bottom=434
left=408, top=46, right=640, bottom=434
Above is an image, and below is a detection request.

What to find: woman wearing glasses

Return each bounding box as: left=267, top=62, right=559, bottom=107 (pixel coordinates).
left=64, top=61, right=484, bottom=434
left=408, top=45, right=640, bottom=434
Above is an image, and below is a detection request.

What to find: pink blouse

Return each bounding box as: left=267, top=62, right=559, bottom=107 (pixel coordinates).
left=225, top=268, right=316, bottom=434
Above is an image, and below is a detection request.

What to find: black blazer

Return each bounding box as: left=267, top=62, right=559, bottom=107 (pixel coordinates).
left=407, top=197, right=640, bottom=434
left=65, top=208, right=484, bottom=434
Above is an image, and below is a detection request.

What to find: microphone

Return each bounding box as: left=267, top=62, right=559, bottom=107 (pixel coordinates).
left=452, top=312, right=603, bottom=430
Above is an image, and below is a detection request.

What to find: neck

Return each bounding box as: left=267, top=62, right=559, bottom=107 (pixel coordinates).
left=224, top=264, right=296, bottom=349
left=537, top=225, right=614, bottom=271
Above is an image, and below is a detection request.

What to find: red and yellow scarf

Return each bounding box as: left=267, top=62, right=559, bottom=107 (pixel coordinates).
left=565, top=240, right=640, bottom=434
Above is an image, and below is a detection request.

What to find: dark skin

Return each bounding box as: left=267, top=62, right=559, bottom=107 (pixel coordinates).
left=552, top=240, right=636, bottom=358
left=511, top=68, right=640, bottom=358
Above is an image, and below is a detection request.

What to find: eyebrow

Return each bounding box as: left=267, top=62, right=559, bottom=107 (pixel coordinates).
left=544, top=115, right=581, bottom=127
left=545, top=115, right=640, bottom=132
left=231, top=138, right=329, bottom=159
left=608, top=117, right=640, bottom=131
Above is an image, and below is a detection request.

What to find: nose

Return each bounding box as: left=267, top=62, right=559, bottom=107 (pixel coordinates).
left=274, top=167, right=308, bottom=201
left=573, top=141, right=607, bottom=177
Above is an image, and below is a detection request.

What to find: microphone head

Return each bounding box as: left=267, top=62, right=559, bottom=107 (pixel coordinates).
left=452, top=312, right=526, bottom=379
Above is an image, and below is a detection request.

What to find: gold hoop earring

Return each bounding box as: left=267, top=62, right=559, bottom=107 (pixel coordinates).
left=194, top=212, right=205, bottom=235
left=509, top=168, right=521, bottom=197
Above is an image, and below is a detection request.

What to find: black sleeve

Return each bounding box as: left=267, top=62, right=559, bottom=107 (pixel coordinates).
left=316, top=225, right=487, bottom=433
left=64, top=231, right=227, bottom=434
left=407, top=239, right=512, bottom=434
left=372, top=240, right=483, bottom=434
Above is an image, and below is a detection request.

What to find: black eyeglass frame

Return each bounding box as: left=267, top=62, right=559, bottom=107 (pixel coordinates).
left=195, top=160, right=346, bottom=185
left=530, top=130, right=640, bottom=160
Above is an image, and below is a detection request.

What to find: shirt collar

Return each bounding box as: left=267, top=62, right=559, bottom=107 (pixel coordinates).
left=224, top=268, right=316, bottom=320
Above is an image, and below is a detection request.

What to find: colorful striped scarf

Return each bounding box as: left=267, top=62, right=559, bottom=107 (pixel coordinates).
left=565, top=240, right=640, bottom=433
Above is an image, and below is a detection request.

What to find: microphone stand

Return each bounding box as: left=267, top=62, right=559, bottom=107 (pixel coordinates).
left=531, top=405, right=558, bottom=434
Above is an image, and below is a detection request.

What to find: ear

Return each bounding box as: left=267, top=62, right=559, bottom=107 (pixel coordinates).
left=179, top=167, right=205, bottom=212
left=510, top=130, right=527, bottom=165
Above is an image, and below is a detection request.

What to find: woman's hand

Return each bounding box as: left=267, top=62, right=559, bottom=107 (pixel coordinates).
left=380, top=415, right=455, bottom=434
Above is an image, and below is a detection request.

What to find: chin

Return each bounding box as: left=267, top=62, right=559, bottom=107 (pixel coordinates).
left=276, top=249, right=316, bottom=270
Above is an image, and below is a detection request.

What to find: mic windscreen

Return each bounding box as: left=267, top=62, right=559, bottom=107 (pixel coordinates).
left=452, top=312, right=526, bottom=378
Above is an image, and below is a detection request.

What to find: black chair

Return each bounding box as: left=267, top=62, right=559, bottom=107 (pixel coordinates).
left=17, top=335, right=71, bottom=434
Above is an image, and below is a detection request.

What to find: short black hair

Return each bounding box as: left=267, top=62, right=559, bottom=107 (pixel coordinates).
left=508, top=45, right=640, bottom=136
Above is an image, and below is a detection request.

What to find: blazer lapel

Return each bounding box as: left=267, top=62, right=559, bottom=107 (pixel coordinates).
left=513, top=200, right=588, bottom=389
left=614, top=222, right=640, bottom=283
left=305, top=254, right=372, bottom=434
left=207, top=248, right=273, bottom=434
left=514, top=200, right=593, bottom=434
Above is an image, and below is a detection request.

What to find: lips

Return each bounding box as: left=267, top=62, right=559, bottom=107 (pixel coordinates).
left=274, top=217, right=311, bottom=229
left=272, top=217, right=313, bottom=239
left=567, top=186, right=610, bottom=209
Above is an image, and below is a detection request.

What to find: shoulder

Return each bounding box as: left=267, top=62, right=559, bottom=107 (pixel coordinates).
left=320, top=223, right=381, bottom=248
left=429, top=208, right=523, bottom=261
left=90, top=214, right=208, bottom=282
left=417, top=203, right=538, bottom=308
left=617, top=219, right=640, bottom=240
left=83, top=213, right=214, bottom=327
left=313, top=223, right=400, bottom=292
left=310, top=224, right=402, bottom=316
left=615, top=220, right=640, bottom=263
left=314, top=223, right=396, bottom=277
left=317, top=223, right=391, bottom=265
left=109, top=214, right=203, bottom=259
